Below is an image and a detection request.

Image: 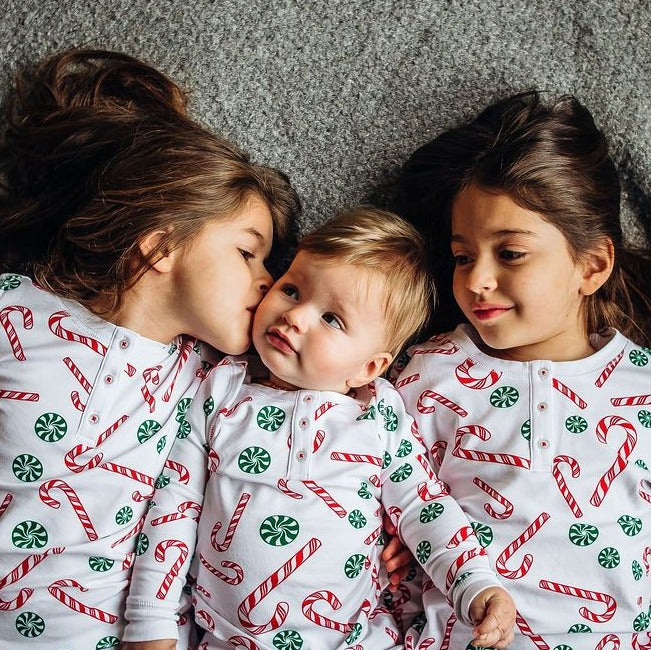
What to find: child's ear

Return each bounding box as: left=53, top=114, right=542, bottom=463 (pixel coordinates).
left=139, top=230, right=174, bottom=273
left=346, top=352, right=394, bottom=389
left=579, top=238, right=615, bottom=296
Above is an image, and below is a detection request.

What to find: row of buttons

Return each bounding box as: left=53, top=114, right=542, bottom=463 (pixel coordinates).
left=88, top=337, right=132, bottom=425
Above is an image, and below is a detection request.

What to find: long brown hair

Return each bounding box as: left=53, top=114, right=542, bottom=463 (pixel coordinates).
left=397, top=91, right=650, bottom=345
left=0, top=48, right=299, bottom=315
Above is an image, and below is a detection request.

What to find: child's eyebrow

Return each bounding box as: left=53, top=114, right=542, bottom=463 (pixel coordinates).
left=244, top=227, right=267, bottom=244
left=451, top=228, right=537, bottom=242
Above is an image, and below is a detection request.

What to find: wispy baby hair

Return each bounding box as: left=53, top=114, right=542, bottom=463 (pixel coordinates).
left=299, top=206, right=434, bottom=356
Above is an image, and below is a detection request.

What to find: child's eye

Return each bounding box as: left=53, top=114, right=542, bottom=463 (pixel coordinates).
left=322, top=313, right=343, bottom=329
left=239, top=249, right=254, bottom=261
left=453, top=254, right=472, bottom=266
left=499, top=250, right=527, bottom=262
left=281, top=284, right=299, bottom=300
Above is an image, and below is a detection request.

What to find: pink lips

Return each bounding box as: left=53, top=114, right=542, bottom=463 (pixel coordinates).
left=266, top=327, right=297, bottom=354
left=471, top=303, right=513, bottom=321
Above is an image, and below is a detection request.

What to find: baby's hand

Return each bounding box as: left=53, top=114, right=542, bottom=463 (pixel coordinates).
left=469, top=586, right=516, bottom=648
left=120, top=641, right=175, bottom=650
left=381, top=513, right=413, bottom=591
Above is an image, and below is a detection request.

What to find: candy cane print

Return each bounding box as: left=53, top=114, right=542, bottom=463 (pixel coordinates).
left=363, top=524, right=382, bottom=545
left=0, top=587, right=32, bottom=611
left=446, top=525, right=475, bottom=549
left=0, top=305, right=33, bottom=360
left=395, top=372, right=419, bottom=389
left=552, top=455, right=584, bottom=518
left=141, top=365, right=161, bottom=413
left=417, top=477, right=448, bottom=502
left=277, top=478, right=303, bottom=500
left=39, top=479, right=98, bottom=540
left=48, top=311, right=107, bottom=355
left=632, top=633, right=651, bottom=650
left=515, top=612, right=550, bottom=650
left=368, top=474, right=381, bottom=487
left=642, top=546, right=651, bottom=575
left=64, top=444, right=103, bottom=473
left=496, top=512, right=550, bottom=580
left=122, top=552, right=134, bottom=571
left=312, top=429, right=325, bottom=452
left=418, top=390, right=468, bottom=417
left=162, top=338, right=193, bottom=402
left=111, top=513, right=146, bottom=548
left=194, top=608, right=215, bottom=633
left=303, top=480, right=347, bottom=518
left=151, top=500, right=203, bottom=526
left=217, top=395, right=253, bottom=418
left=538, top=579, right=617, bottom=623
left=228, top=637, right=261, bottom=650
left=610, top=394, right=651, bottom=407
left=595, top=634, right=620, bottom=650
left=453, top=425, right=531, bottom=468
left=472, top=476, right=513, bottom=519
left=438, top=611, right=457, bottom=650
left=595, top=349, right=624, bottom=387
left=301, top=590, right=366, bottom=633
left=124, top=362, right=136, bottom=377
left=445, top=547, right=486, bottom=591
left=640, top=480, right=651, bottom=504
left=238, top=537, right=322, bottom=634
left=330, top=451, right=383, bottom=467
left=455, top=358, right=502, bottom=390
left=199, top=553, right=243, bottom=585
left=414, top=336, right=459, bottom=355
left=48, top=578, right=118, bottom=622
left=552, top=378, right=587, bottom=409
left=0, top=493, right=12, bottom=518
left=590, top=415, right=637, bottom=507
left=0, top=389, right=39, bottom=401
left=385, top=626, right=400, bottom=644
left=429, top=440, right=447, bottom=472
left=63, top=356, right=92, bottom=411
left=163, top=458, right=190, bottom=484
left=211, top=492, right=250, bottom=552
left=315, top=401, right=337, bottom=420
left=154, top=539, right=189, bottom=599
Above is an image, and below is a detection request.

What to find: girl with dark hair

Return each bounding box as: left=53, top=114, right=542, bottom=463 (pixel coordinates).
left=0, top=48, right=299, bottom=648
left=393, top=92, right=650, bottom=648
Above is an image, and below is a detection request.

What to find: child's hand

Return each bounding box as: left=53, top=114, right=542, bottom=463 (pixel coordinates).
left=469, top=586, right=516, bottom=648
left=120, top=641, right=175, bottom=650
left=381, top=513, right=414, bottom=591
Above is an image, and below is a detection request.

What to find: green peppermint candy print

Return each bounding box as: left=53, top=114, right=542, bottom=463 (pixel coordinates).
left=176, top=398, right=192, bottom=422
left=176, top=419, right=191, bottom=439
left=420, top=502, right=444, bottom=523
left=155, top=474, right=170, bottom=489
left=12, top=520, right=48, bottom=549
left=382, top=451, right=391, bottom=469
left=416, top=540, right=431, bottom=563
left=568, top=523, right=599, bottom=547
left=618, top=514, right=642, bottom=536
left=34, top=412, right=67, bottom=442
left=565, top=415, right=588, bottom=434
left=203, top=396, right=215, bottom=416
left=396, top=439, right=413, bottom=457
left=273, top=630, right=303, bottom=650
left=552, top=646, right=573, bottom=650
left=12, top=454, right=43, bottom=482
left=635, top=459, right=648, bottom=470
left=238, top=446, right=271, bottom=474
left=257, top=405, right=286, bottom=431
left=344, top=554, right=366, bottom=578
left=520, top=419, right=531, bottom=441
left=471, top=522, right=493, bottom=547
left=632, top=560, right=643, bottom=580
left=89, top=556, right=115, bottom=572
left=15, top=611, right=45, bottom=638
left=379, top=402, right=398, bottom=431
left=135, top=533, right=149, bottom=555
left=490, top=386, right=519, bottom=408
left=390, top=463, right=413, bottom=482
left=597, top=547, right=620, bottom=568
left=1, top=274, right=21, bottom=290
left=96, top=636, right=120, bottom=649
left=634, top=612, right=650, bottom=631
left=137, top=419, right=161, bottom=443
left=638, top=410, right=651, bottom=428
left=357, top=406, right=375, bottom=421
left=629, top=349, right=649, bottom=367
left=409, top=612, right=427, bottom=634
left=156, top=436, right=167, bottom=454
left=357, top=482, right=372, bottom=499
left=259, top=515, right=299, bottom=546
left=346, top=623, right=362, bottom=645
left=568, top=623, right=591, bottom=633
left=115, top=505, right=133, bottom=525
left=348, top=510, right=367, bottom=529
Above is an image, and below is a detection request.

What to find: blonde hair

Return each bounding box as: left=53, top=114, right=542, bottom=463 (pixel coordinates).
left=299, top=206, right=434, bottom=356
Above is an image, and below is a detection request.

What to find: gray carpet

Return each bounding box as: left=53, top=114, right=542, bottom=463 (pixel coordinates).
left=1, top=0, right=649, bottom=245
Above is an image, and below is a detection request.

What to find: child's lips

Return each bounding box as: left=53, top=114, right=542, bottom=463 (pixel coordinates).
left=266, top=327, right=297, bottom=354
left=471, top=303, right=513, bottom=321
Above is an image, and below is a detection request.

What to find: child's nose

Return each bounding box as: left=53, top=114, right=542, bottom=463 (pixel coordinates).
left=465, top=259, right=498, bottom=294
left=258, top=268, right=273, bottom=295
left=283, top=305, right=306, bottom=332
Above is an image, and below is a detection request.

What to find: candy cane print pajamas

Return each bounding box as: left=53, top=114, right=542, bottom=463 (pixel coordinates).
left=396, top=324, right=651, bottom=650
left=0, top=274, right=228, bottom=649
left=124, top=359, right=505, bottom=649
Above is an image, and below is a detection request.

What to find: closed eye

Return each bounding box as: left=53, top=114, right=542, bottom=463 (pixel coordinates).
left=499, top=250, right=527, bottom=262
left=453, top=254, right=472, bottom=266
left=239, top=248, right=254, bottom=261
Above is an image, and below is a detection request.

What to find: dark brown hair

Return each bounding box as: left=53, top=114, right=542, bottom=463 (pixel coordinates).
left=0, top=48, right=299, bottom=315
left=397, top=91, right=650, bottom=345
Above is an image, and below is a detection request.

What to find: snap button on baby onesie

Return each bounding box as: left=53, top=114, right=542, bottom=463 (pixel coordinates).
left=104, top=374, right=114, bottom=384
left=296, top=449, right=307, bottom=461
left=303, top=394, right=313, bottom=403
left=299, top=418, right=309, bottom=428
left=89, top=413, right=99, bottom=424
left=538, top=368, right=549, bottom=378
left=537, top=402, right=548, bottom=412
left=537, top=439, right=550, bottom=449
left=119, top=337, right=130, bottom=349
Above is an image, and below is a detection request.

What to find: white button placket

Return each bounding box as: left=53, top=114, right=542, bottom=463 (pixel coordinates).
left=530, top=362, right=554, bottom=470
left=288, top=393, right=313, bottom=480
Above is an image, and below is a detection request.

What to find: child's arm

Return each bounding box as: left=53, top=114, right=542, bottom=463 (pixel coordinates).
left=469, top=586, right=516, bottom=648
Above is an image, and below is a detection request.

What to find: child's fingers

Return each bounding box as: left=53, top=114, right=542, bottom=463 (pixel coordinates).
left=470, top=588, right=516, bottom=648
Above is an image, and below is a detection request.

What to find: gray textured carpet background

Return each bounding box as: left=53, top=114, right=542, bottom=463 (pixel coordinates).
left=1, top=0, right=649, bottom=245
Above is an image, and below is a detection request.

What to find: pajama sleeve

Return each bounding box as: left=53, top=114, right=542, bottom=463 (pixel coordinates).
left=123, top=358, right=246, bottom=642
left=374, top=379, right=503, bottom=626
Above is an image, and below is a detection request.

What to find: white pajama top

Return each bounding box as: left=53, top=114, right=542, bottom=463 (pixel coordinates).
left=0, top=274, right=216, bottom=649
left=124, top=359, right=503, bottom=650
left=395, top=325, right=651, bottom=650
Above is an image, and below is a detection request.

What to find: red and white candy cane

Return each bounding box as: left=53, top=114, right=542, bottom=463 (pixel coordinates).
left=590, top=415, right=637, bottom=507
left=155, top=539, right=189, bottom=599
left=151, top=500, right=202, bottom=526
left=141, top=365, right=161, bottom=413
left=632, top=633, right=651, bottom=650
left=414, top=336, right=459, bottom=355
left=642, top=546, right=650, bottom=575
left=437, top=612, right=458, bottom=650
left=472, top=476, right=513, bottom=519
left=453, top=425, right=531, bottom=468
left=538, top=579, right=616, bottom=623
left=163, top=458, right=190, bottom=484
left=610, top=394, right=651, bottom=407
left=552, top=455, right=583, bottom=518
left=515, top=612, right=550, bottom=650
left=302, top=591, right=370, bottom=633
left=211, top=492, right=250, bottom=552
left=429, top=440, right=447, bottom=472
left=552, top=378, right=587, bottom=409
left=199, top=553, right=243, bottom=586
left=445, top=547, right=486, bottom=591
left=595, top=349, right=624, bottom=388
left=496, top=512, right=550, bottom=580
left=99, top=461, right=155, bottom=490
left=65, top=444, right=103, bottom=473
left=455, top=358, right=502, bottom=390
left=124, top=363, right=136, bottom=377
left=595, top=634, right=621, bottom=650
left=48, top=311, right=107, bottom=355
left=63, top=356, right=92, bottom=411
left=313, top=429, right=325, bottom=452
left=195, top=608, right=215, bottom=632
left=330, top=451, right=383, bottom=467
left=111, top=513, right=146, bottom=548
left=0, top=587, right=32, bottom=611
left=228, top=637, right=261, bottom=650
left=395, top=372, right=419, bottom=389
left=303, top=480, right=347, bottom=518
left=39, top=479, right=98, bottom=541
left=364, top=524, right=382, bottom=546
left=0, top=305, right=33, bottom=361
left=238, top=537, right=321, bottom=634
left=417, top=478, right=448, bottom=502
left=217, top=395, right=253, bottom=418
left=0, top=493, right=13, bottom=518
left=162, top=338, right=193, bottom=402
left=48, top=578, right=118, bottom=623
left=315, top=400, right=337, bottom=420
left=640, top=480, right=651, bottom=504
left=417, top=390, right=468, bottom=417
left=277, top=478, right=303, bottom=500
left=0, top=389, right=39, bottom=401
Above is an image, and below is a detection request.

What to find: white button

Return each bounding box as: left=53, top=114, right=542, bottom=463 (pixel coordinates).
left=119, top=337, right=130, bottom=349
left=537, top=402, right=548, bottom=412
left=538, top=439, right=550, bottom=449
left=89, top=413, right=99, bottom=424
left=538, top=368, right=549, bottom=378
left=296, top=449, right=307, bottom=462
left=104, top=374, right=114, bottom=384
left=303, top=395, right=313, bottom=403
left=299, top=418, right=309, bottom=428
